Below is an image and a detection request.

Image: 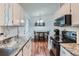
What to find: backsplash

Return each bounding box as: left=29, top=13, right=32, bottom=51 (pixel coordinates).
left=0, top=26, right=27, bottom=40
left=0, top=27, right=3, bottom=33
left=3, top=27, right=17, bottom=37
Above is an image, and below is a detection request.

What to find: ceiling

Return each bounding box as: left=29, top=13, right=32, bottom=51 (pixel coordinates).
left=20, top=3, right=61, bottom=17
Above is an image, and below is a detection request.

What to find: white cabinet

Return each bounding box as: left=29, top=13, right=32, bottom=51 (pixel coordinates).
left=23, top=41, right=31, bottom=56
left=0, top=3, right=25, bottom=26
left=17, top=50, right=23, bottom=56
left=54, top=3, right=79, bottom=26
left=4, top=4, right=13, bottom=26
left=60, top=3, right=70, bottom=15
left=11, top=3, right=25, bottom=26
left=54, top=3, right=70, bottom=19
left=23, top=44, right=27, bottom=56
left=0, top=3, right=5, bottom=26
left=0, top=4, right=13, bottom=26
left=71, top=3, right=79, bottom=26
left=17, top=41, right=31, bottom=56
left=20, top=7, right=25, bottom=26
left=76, top=31, right=79, bottom=44
left=12, top=3, right=21, bottom=26
left=60, top=46, right=73, bottom=56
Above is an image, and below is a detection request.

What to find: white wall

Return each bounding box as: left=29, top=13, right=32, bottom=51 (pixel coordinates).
left=3, top=27, right=17, bottom=37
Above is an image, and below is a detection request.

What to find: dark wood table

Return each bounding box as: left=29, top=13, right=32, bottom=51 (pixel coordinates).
left=34, top=31, right=49, bottom=41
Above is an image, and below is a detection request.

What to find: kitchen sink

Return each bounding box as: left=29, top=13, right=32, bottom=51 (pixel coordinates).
left=0, top=41, right=19, bottom=56
left=0, top=47, right=15, bottom=56
left=0, top=39, right=19, bottom=56
left=0, top=37, right=23, bottom=56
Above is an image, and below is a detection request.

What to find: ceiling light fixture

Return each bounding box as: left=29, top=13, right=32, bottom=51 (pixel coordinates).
left=21, top=20, right=24, bottom=23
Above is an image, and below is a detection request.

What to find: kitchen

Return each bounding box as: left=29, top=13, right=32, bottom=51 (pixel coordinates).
left=0, top=3, right=79, bottom=56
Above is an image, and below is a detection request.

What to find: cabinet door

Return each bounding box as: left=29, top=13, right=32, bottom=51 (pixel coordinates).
left=71, top=3, right=79, bottom=26
left=77, top=31, right=79, bottom=44
left=4, top=3, right=13, bottom=26
left=0, top=3, right=5, bottom=26
left=23, top=44, right=28, bottom=56
left=54, top=3, right=70, bottom=19
left=60, top=46, right=73, bottom=56
left=60, top=3, right=70, bottom=16
left=12, top=3, right=21, bottom=26
left=20, top=7, right=25, bottom=26
left=8, top=3, right=13, bottom=26
left=0, top=3, right=13, bottom=26
left=23, top=41, right=31, bottom=56
left=17, top=50, right=22, bottom=56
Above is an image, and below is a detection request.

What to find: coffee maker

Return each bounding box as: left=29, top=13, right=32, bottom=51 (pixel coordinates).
left=54, top=29, right=60, bottom=41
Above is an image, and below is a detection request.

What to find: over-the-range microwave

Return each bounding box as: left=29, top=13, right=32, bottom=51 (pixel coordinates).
left=54, top=14, right=72, bottom=27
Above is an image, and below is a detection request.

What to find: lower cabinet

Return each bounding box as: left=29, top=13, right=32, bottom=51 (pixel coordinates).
left=23, top=41, right=31, bottom=56
left=17, top=50, right=23, bottom=56
left=23, top=44, right=27, bottom=56
left=17, top=41, right=31, bottom=56
left=60, top=46, right=73, bottom=56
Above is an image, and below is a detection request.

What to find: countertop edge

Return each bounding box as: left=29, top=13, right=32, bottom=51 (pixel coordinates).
left=10, top=38, right=30, bottom=56
left=60, top=44, right=77, bottom=56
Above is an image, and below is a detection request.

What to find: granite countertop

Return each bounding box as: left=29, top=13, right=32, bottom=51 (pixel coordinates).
left=0, top=36, right=30, bottom=56
left=10, top=37, right=30, bottom=56
left=0, top=35, right=16, bottom=41
left=60, top=43, right=79, bottom=56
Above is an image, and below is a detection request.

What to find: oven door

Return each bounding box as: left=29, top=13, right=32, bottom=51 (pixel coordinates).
left=62, top=31, right=77, bottom=43
left=52, top=40, right=60, bottom=56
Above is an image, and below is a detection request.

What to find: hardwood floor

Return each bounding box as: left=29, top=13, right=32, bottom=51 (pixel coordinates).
left=31, top=40, right=50, bottom=56
left=19, top=39, right=54, bottom=56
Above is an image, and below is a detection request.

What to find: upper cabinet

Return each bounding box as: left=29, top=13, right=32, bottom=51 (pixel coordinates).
left=54, top=4, right=70, bottom=20
left=12, top=3, right=21, bottom=26
left=71, top=4, right=79, bottom=26
left=20, top=6, right=25, bottom=26
left=0, top=3, right=25, bottom=26
left=54, top=3, right=79, bottom=26
left=0, top=4, right=5, bottom=26
left=12, top=3, right=25, bottom=26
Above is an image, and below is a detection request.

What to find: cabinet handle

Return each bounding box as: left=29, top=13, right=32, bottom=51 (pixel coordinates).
left=12, top=20, right=13, bottom=24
